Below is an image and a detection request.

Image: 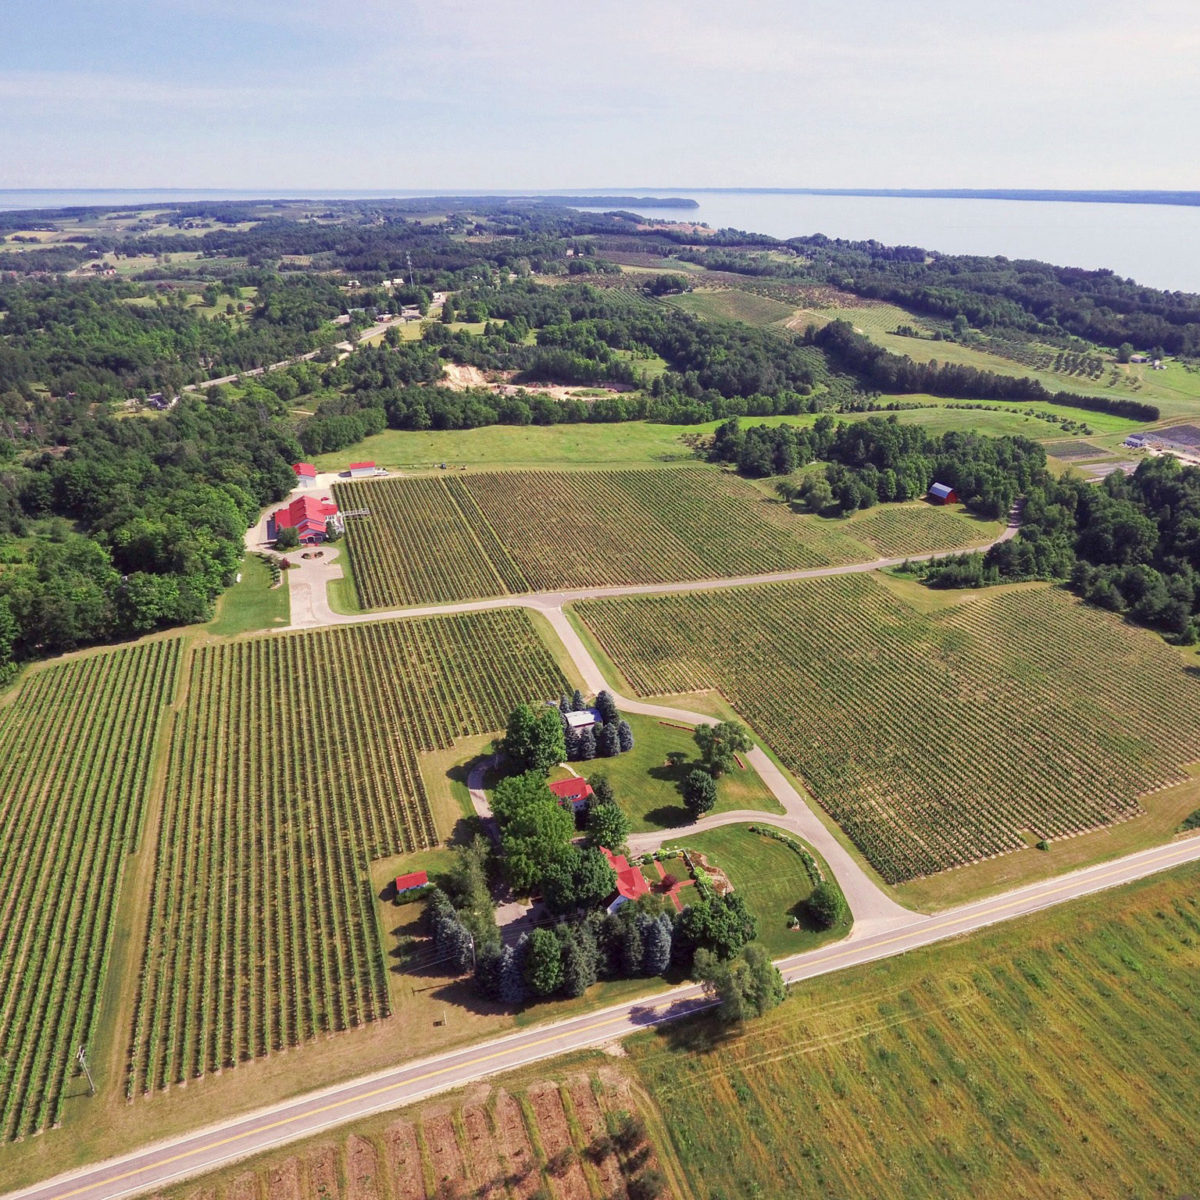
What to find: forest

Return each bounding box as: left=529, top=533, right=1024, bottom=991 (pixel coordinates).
left=710, top=415, right=1048, bottom=519
left=921, top=455, right=1200, bottom=640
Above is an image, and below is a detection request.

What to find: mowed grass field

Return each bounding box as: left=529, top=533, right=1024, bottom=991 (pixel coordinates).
left=158, top=1065, right=678, bottom=1200
left=0, top=640, right=182, bottom=1140
left=580, top=712, right=783, bottom=832
left=576, top=579, right=1200, bottom=883
left=628, top=863, right=1200, bottom=1200
left=668, top=824, right=848, bottom=956
left=127, top=610, right=569, bottom=1096
left=339, top=467, right=872, bottom=608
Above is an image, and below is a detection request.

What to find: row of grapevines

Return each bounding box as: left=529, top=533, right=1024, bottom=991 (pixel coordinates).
left=576, top=579, right=1200, bottom=882
left=0, top=639, right=181, bottom=1139
left=126, top=609, right=568, bottom=1093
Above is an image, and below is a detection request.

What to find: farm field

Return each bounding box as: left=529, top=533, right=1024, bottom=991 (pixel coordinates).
left=312, top=398, right=1099, bottom=479
left=127, top=610, right=569, bottom=1095
left=843, top=501, right=1001, bottom=557
left=0, top=639, right=182, bottom=1140
left=576, top=578, right=1200, bottom=883
left=628, top=863, right=1200, bottom=1200
left=341, top=467, right=872, bottom=608
left=664, top=286, right=798, bottom=326
left=807, top=297, right=1200, bottom=422
left=159, top=1066, right=676, bottom=1200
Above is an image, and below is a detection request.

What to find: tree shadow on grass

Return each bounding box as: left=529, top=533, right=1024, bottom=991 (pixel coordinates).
left=642, top=804, right=696, bottom=829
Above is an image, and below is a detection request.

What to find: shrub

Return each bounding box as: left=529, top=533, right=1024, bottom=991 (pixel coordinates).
left=807, top=880, right=848, bottom=929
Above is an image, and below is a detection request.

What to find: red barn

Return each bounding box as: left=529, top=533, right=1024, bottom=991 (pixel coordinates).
left=548, top=777, right=594, bottom=811
left=269, top=495, right=339, bottom=543
left=928, top=482, right=958, bottom=505
left=394, top=870, right=428, bottom=895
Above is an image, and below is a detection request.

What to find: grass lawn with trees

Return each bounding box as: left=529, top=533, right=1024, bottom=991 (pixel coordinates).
left=578, top=712, right=783, bottom=832
left=667, top=824, right=849, bottom=956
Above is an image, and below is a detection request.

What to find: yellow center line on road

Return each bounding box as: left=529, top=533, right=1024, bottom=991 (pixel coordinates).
left=44, top=997, right=697, bottom=1200
left=38, top=838, right=1200, bottom=1200
left=782, top=839, right=1198, bottom=979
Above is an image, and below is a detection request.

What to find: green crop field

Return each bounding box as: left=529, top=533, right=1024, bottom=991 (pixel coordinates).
left=126, top=610, right=569, bottom=1094
left=664, top=287, right=798, bottom=327
left=576, top=578, right=1200, bottom=882
left=340, top=467, right=870, bottom=608
left=845, top=502, right=1001, bottom=557
left=0, top=640, right=182, bottom=1139
left=628, top=864, right=1200, bottom=1199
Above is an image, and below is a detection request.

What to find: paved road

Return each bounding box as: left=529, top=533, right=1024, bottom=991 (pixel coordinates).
left=10, top=833, right=1199, bottom=1200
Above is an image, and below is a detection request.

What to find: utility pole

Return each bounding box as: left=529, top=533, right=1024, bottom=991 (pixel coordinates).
left=76, top=1046, right=96, bottom=1096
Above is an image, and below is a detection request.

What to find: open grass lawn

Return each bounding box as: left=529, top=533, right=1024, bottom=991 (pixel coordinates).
left=575, top=712, right=782, bottom=833
left=668, top=824, right=847, bottom=956
left=628, top=862, right=1200, bottom=1200
left=577, top=577, right=1200, bottom=886
left=204, top=553, right=289, bottom=636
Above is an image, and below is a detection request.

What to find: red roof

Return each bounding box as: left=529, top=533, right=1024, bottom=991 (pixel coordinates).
left=548, top=778, right=594, bottom=803
left=349, top=461, right=375, bottom=470
left=273, top=494, right=338, bottom=530
left=293, top=462, right=317, bottom=478
left=601, top=847, right=651, bottom=903
left=395, top=870, right=428, bottom=892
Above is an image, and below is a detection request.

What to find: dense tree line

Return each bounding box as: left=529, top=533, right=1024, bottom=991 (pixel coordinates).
left=921, top=455, right=1200, bottom=640
left=711, top=414, right=1048, bottom=519
left=0, top=386, right=300, bottom=678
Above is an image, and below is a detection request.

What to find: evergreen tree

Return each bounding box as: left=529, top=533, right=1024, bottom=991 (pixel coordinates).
left=559, top=923, right=600, bottom=997
left=578, top=726, right=597, bottom=761
left=641, top=913, right=673, bottom=976
left=598, top=721, right=620, bottom=757
left=595, top=689, right=619, bottom=723
left=571, top=688, right=586, bottom=711
left=617, top=719, right=634, bottom=753
left=589, top=774, right=615, bottom=807
left=498, top=938, right=528, bottom=1005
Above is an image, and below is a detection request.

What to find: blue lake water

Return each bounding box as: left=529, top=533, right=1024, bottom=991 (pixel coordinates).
left=3, top=187, right=1198, bottom=293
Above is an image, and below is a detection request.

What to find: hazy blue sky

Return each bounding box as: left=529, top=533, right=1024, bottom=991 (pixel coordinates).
left=2, top=0, right=1197, bottom=190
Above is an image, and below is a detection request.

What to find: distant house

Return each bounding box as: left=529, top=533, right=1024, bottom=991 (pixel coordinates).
left=564, top=709, right=602, bottom=733
left=347, top=461, right=377, bottom=479
left=269, top=495, right=340, bottom=544
left=928, top=482, right=958, bottom=505
left=548, top=777, right=594, bottom=812
left=1124, top=433, right=1149, bottom=449
left=601, top=847, right=651, bottom=914
left=293, top=462, right=318, bottom=487
left=1130, top=354, right=1149, bottom=363
left=394, top=870, right=428, bottom=895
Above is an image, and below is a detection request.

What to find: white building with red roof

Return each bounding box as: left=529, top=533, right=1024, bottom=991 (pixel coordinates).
left=600, top=847, right=651, bottom=914
left=293, top=462, right=318, bottom=487
left=548, top=777, right=594, bottom=812
left=347, top=461, right=377, bottom=479
left=269, top=495, right=340, bottom=544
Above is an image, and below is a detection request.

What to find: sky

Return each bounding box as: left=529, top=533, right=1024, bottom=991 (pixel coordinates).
left=2, top=0, right=1199, bottom=191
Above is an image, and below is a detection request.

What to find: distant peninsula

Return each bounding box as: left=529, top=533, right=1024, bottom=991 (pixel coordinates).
left=676, top=187, right=1200, bottom=208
